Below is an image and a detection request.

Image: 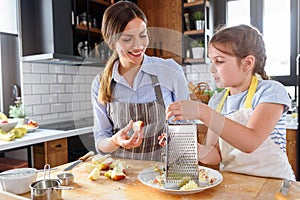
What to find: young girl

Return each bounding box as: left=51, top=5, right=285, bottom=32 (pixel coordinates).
left=165, top=24, right=295, bottom=180
left=91, top=1, right=189, bottom=161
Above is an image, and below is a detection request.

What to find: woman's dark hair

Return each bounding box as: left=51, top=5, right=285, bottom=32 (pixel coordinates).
left=98, top=1, right=148, bottom=104
left=209, top=24, right=269, bottom=80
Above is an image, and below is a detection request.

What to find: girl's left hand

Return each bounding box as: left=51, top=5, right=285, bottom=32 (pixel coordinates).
left=166, top=100, right=201, bottom=121
left=158, top=133, right=166, bottom=146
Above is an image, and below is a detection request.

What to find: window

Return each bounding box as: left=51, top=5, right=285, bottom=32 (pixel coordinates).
left=0, top=0, right=18, bottom=35
left=227, top=0, right=290, bottom=76
left=263, top=0, right=290, bottom=76
left=227, top=0, right=298, bottom=100
left=227, top=0, right=250, bottom=27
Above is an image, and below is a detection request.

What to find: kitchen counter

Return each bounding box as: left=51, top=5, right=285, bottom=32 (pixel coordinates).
left=0, top=127, right=93, bottom=152
left=12, top=157, right=286, bottom=200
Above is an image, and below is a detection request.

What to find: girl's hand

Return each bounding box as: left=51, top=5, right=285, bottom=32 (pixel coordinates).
left=112, top=120, right=144, bottom=149
left=158, top=133, right=167, bottom=146
left=166, top=100, right=201, bottom=121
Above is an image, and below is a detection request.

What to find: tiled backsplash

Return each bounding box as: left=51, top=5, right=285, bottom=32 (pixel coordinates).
left=21, top=62, right=212, bottom=124
left=184, top=63, right=214, bottom=88
left=22, top=62, right=104, bottom=124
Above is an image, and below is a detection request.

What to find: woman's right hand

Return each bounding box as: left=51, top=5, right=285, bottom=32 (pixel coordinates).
left=111, top=120, right=144, bottom=149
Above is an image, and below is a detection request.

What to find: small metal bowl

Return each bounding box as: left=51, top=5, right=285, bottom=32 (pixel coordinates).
left=57, top=173, right=74, bottom=186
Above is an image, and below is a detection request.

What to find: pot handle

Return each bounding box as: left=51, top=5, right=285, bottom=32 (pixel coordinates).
left=43, top=164, right=51, bottom=180
left=54, top=186, right=74, bottom=190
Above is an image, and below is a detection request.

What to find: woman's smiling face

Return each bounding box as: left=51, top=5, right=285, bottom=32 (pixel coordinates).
left=115, top=17, right=149, bottom=68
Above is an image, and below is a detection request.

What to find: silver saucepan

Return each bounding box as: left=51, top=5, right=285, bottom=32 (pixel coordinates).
left=30, top=164, right=73, bottom=200
left=30, top=179, right=74, bottom=200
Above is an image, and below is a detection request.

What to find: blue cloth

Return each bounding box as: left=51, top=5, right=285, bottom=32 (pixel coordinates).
left=209, top=79, right=290, bottom=152
left=91, top=55, right=190, bottom=149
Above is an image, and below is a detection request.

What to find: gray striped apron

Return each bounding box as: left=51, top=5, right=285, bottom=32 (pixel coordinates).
left=107, top=75, right=166, bottom=161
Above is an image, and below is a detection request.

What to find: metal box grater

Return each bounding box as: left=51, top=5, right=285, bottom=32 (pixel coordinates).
left=164, top=123, right=199, bottom=189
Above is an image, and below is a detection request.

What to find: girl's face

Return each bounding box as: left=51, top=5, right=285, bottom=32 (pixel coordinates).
left=208, top=44, right=244, bottom=88
left=115, top=17, right=149, bottom=68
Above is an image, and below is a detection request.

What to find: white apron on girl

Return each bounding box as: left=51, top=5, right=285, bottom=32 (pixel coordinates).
left=217, top=76, right=295, bottom=180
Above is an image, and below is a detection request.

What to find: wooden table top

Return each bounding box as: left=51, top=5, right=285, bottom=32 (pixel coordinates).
left=15, top=157, right=283, bottom=200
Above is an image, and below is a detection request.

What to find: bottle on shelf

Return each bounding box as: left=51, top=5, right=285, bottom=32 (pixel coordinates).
left=291, top=100, right=298, bottom=124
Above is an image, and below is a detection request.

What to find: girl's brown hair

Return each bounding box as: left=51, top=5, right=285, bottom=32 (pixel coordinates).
left=209, top=24, right=269, bottom=80
left=98, top=1, right=148, bottom=104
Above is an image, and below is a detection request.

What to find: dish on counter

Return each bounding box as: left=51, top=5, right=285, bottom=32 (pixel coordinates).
left=0, top=168, right=37, bottom=194
left=0, top=121, right=18, bottom=133
left=21, top=125, right=39, bottom=132
left=138, top=166, right=223, bottom=195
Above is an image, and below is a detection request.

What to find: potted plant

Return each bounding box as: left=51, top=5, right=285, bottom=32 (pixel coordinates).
left=9, top=97, right=28, bottom=126
left=190, top=39, right=204, bottom=59
left=193, top=11, right=204, bottom=30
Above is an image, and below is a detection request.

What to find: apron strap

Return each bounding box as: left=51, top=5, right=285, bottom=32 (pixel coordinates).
left=216, top=76, right=259, bottom=113
left=244, top=76, right=258, bottom=109
left=150, top=75, right=165, bottom=108
left=216, top=89, right=230, bottom=113
left=107, top=75, right=165, bottom=128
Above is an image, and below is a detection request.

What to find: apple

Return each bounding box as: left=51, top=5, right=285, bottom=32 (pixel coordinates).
left=27, top=120, right=38, bottom=127
left=103, top=169, right=112, bottom=178
left=87, top=167, right=100, bottom=181
left=110, top=167, right=126, bottom=181
left=85, top=163, right=101, bottom=173
left=132, top=120, right=144, bottom=131
left=92, top=154, right=111, bottom=165
left=99, top=157, right=114, bottom=170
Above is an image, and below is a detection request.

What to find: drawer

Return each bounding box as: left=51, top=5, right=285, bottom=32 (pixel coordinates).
left=46, top=138, right=67, bottom=154
left=33, top=138, right=68, bottom=169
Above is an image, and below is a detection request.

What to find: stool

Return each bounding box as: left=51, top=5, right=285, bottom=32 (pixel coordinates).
left=0, top=157, right=28, bottom=172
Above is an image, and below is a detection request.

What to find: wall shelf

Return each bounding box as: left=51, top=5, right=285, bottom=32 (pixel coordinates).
left=183, top=0, right=211, bottom=64
left=184, top=58, right=205, bottom=64
left=184, top=29, right=204, bottom=35
left=90, top=0, right=110, bottom=6
left=75, top=24, right=101, bottom=34
left=184, top=0, right=210, bottom=8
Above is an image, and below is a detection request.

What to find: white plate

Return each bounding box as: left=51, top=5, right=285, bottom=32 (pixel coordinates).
left=138, top=166, right=223, bottom=195
left=20, top=125, right=39, bottom=132
left=26, top=126, right=39, bottom=132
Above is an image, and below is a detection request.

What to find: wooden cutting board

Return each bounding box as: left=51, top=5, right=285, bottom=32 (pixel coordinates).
left=17, top=157, right=282, bottom=200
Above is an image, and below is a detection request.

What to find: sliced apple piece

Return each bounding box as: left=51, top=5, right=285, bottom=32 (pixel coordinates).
left=114, top=160, right=127, bottom=173
left=103, top=169, right=112, bottom=178
left=99, top=157, right=114, bottom=170
left=87, top=167, right=100, bottom=181
left=85, top=163, right=101, bottom=173
left=92, top=154, right=111, bottom=165
left=132, top=121, right=144, bottom=131
left=110, top=167, right=126, bottom=181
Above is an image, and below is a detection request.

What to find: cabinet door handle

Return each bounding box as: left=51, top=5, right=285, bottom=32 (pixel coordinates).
left=55, top=144, right=62, bottom=148
left=71, top=11, right=75, bottom=25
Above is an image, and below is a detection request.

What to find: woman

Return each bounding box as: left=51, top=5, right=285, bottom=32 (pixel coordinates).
left=165, top=25, right=295, bottom=180
left=91, top=1, right=189, bottom=161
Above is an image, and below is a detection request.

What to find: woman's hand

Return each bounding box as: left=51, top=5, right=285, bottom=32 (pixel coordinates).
left=166, top=100, right=201, bottom=121
left=111, top=120, right=144, bottom=149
